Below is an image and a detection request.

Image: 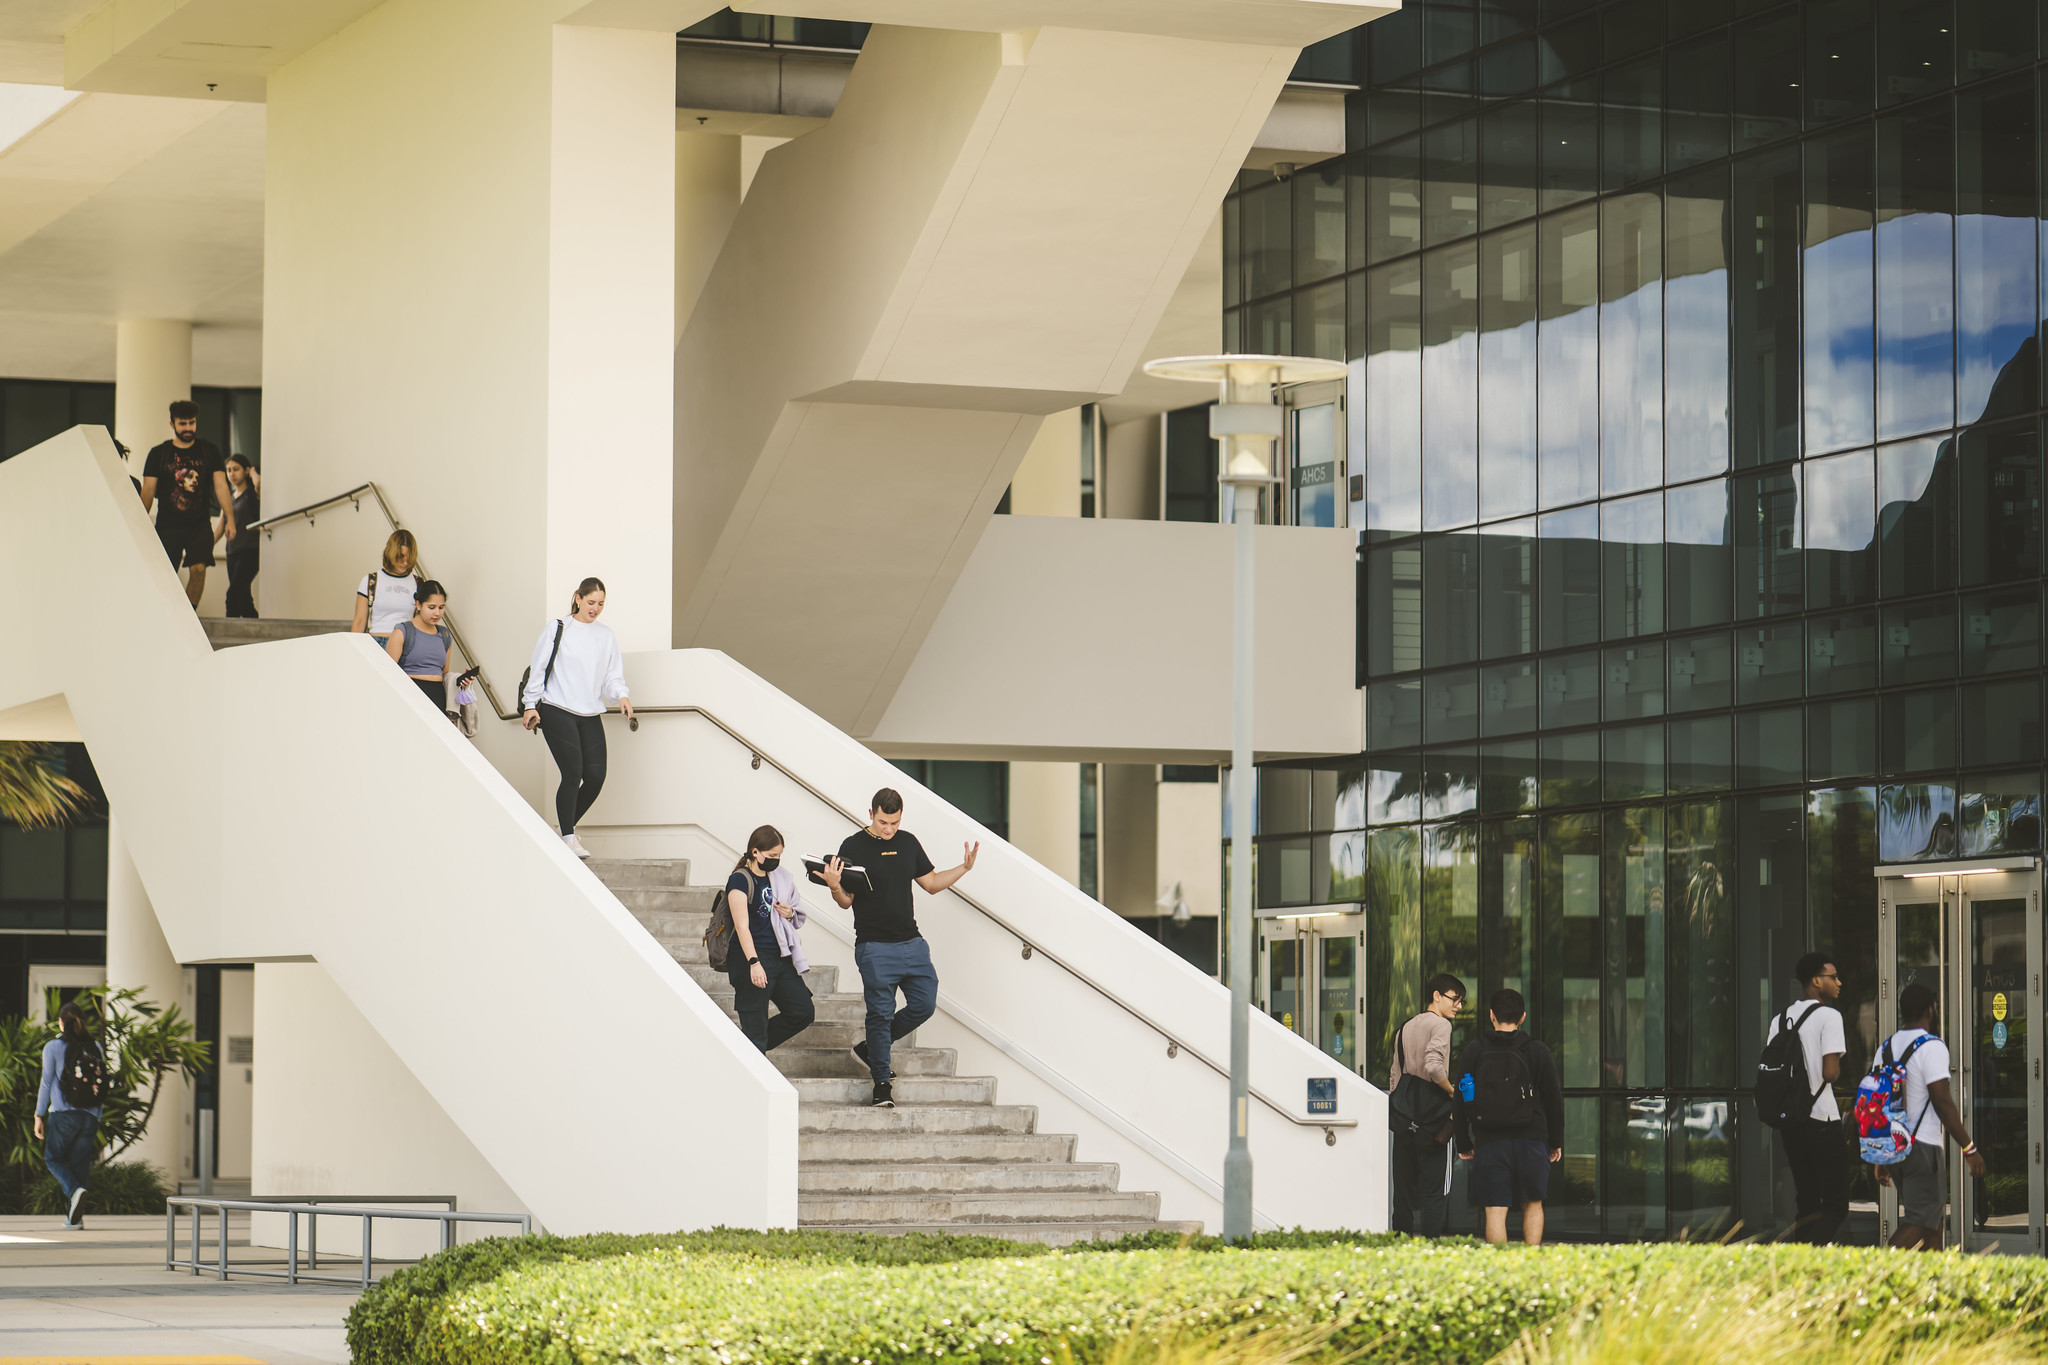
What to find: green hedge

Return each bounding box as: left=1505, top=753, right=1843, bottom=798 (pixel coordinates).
left=0, top=1160, right=168, bottom=1215
left=350, top=1232, right=2048, bottom=1365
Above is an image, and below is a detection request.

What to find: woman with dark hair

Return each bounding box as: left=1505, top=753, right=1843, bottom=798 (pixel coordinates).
left=385, top=580, right=456, bottom=717
left=724, top=824, right=815, bottom=1053
left=218, top=453, right=260, bottom=618
left=519, top=578, right=633, bottom=858
left=34, top=999, right=104, bottom=1230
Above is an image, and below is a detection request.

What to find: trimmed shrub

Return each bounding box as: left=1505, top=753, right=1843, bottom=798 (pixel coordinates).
left=353, top=1234, right=2048, bottom=1365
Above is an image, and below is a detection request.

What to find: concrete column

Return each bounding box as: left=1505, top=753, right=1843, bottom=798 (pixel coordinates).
left=263, top=2, right=681, bottom=790
left=113, top=319, right=192, bottom=459
left=1100, top=763, right=1161, bottom=916
left=1007, top=760, right=1080, bottom=886
left=1008, top=409, right=1080, bottom=517
left=103, top=813, right=188, bottom=1182
left=1104, top=415, right=1162, bottom=520
left=675, top=132, right=741, bottom=345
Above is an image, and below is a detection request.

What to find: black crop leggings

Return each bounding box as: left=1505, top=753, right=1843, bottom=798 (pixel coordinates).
left=537, top=703, right=608, bottom=836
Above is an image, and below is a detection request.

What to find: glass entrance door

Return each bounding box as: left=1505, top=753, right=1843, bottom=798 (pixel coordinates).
left=1257, top=913, right=1366, bottom=1075
left=1877, top=866, right=2042, bottom=1253
left=1281, top=380, right=1345, bottom=528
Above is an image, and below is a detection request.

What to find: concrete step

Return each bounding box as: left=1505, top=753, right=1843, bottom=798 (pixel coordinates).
left=201, top=618, right=351, bottom=650
left=808, top=1220, right=1203, bottom=1247
left=786, top=1020, right=889, bottom=1049
left=799, top=1189, right=1161, bottom=1225
left=793, top=1076, right=995, bottom=1106
left=798, top=1103, right=1035, bottom=1136
left=676, top=964, right=845, bottom=1000
left=798, top=1161, right=1118, bottom=1194
left=773, top=1045, right=953, bottom=1078
left=798, top=1131, right=1077, bottom=1164
left=587, top=858, right=693, bottom=888
left=614, top=886, right=720, bottom=914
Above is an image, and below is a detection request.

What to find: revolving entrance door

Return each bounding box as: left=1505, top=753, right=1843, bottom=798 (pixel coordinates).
left=1876, top=858, right=2043, bottom=1253
left=1257, top=911, right=1364, bottom=1076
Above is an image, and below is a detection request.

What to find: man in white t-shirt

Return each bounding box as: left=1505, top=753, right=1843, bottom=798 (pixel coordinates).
left=1765, top=952, right=1848, bottom=1242
left=1877, top=982, right=1986, bottom=1250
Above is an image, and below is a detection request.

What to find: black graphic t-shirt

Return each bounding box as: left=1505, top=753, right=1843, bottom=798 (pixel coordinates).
left=835, top=829, right=935, bottom=944
left=723, top=870, right=779, bottom=962
left=143, top=439, right=224, bottom=530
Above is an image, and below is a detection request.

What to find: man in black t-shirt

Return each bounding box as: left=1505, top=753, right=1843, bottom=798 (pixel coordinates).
left=820, top=787, right=979, bottom=1108
left=140, top=399, right=234, bottom=609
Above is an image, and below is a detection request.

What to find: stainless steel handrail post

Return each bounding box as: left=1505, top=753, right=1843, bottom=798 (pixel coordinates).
left=189, top=1201, right=200, bottom=1275
left=287, top=1209, right=298, bottom=1285
left=217, top=1204, right=228, bottom=1281
left=164, top=1203, right=175, bottom=1271
left=310, top=1206, right=318, bottom=1268
left=361, top=1215, right=372, bottom=1288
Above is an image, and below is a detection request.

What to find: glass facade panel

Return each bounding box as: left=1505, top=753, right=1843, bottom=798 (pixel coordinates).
left=1601, top=191, right=1665, bottom=493
left=1665, top=168, right=1732, bottom=479
left=1959, top=420, right=2042, bottom=584
left=1540, top=503, right=1602, bottom=648
left=1877, top=434, right=1956, bottom=594
left=1875, top=103, right=1956, bottom=441
left=1956, top=76, right=2036, bottom=426
left=1602, top=490, right=1665, bottom=636
left=1366, top=261, right=1424, bottom=536
left=1423, top=244, right=1481, bottom=527
left=1804, top=446, right=1877, bottom=607
left=1732, top=148, right=1803, bottom=466
left=1480, top=224, right=1541, bottom=517
left=1480, top=518, right=1538, bottom=657
left=1804, top=129, right=1878, bottom=454
left=1667, top=477, right=1732, bottom=628
left=1539, top=205, right=1602, bottom=505
left=1670, top=630, right=1735, bottom=710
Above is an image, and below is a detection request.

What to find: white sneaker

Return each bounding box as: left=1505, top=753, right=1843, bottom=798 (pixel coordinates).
left=68, top=1187, right=85, bottom=1222
left=563, top=833, right=592, bottom=859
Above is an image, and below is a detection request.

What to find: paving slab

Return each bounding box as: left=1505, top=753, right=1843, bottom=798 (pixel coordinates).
left=0, top=1216, right=363, bottom=1365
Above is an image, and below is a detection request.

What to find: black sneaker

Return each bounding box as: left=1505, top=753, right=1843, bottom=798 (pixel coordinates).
left=852, top=1039, right=870, bottom=1069
left=871, top=1083, right=894, bottom=1108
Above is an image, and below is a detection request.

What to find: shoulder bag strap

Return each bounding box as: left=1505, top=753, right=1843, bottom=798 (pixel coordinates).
left=542, top=620, right=565, bottom=688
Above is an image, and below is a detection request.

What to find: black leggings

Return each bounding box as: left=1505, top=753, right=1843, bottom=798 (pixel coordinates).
left=537, top=702, right=607, bottom=835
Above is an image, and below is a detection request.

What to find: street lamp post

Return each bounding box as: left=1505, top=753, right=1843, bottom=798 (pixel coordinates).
left=1141, top=352, right=1348, bottom=1240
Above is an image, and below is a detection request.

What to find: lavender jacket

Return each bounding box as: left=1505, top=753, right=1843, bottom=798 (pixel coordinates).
left=759, top=865, right=810, bottom=974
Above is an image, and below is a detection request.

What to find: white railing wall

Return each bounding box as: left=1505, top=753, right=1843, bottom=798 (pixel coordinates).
left=0, top=429, right=796, bottom=1236
left=589, top=652, right=1389, bottom=1232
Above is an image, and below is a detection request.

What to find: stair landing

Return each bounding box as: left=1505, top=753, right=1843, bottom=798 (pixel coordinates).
left=591, top=857, right=1199, bottom=1245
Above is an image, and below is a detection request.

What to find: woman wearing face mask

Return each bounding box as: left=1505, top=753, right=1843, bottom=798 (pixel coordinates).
left=723, top=824, right=815, bottom=1054
left=217, top=453, right=260, bottom=618
left=385, top=580, right=455, bottom=717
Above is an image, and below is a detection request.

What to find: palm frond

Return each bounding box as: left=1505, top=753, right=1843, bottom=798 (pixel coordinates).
left=0, top=742, right=89, bottom=830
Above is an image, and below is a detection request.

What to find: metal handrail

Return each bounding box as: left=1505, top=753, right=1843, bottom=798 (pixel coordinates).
left=166, top=1195, right=531, bottom=1287
left=244, top=480, right=512, bottom=720
left=616, top=703, right=1356, bottom=1135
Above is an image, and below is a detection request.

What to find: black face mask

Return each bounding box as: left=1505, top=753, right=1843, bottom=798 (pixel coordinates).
left=756, top=856, right=780, bottom=873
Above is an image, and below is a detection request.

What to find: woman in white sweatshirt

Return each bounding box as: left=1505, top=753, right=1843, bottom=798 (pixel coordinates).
left=520, top=577, right=634, bottom=858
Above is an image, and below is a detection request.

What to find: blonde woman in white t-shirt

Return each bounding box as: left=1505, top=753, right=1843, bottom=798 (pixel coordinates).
left=520, top=577, right=633, bottom=858
left=351, top=530, right=423, bottom=643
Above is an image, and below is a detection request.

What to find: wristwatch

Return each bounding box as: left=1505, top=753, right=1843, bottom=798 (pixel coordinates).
left=745, top=956, right=760, bottom=966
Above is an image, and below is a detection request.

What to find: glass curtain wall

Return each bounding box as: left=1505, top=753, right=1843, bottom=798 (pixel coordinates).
left=1232, top=0, right=2047, bottom=1241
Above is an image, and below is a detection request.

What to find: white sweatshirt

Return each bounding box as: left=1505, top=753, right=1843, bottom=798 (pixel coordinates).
left=520, top=617, right=629, bottom=715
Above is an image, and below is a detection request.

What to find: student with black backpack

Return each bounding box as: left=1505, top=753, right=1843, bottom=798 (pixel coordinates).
left=1387, top=973, right=1465, bottom=1237
left=33, top=1000, right=107, bottom=1230
left=1755, top=952, right=1849, bottom=1243
left=519, top=578, right=632, bottom=859
left=1453, top=988, right=1564, bottom=1245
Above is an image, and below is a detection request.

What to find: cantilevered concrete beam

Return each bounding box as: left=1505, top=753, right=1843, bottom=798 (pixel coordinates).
left=675, top=3, right=1384, bottom=737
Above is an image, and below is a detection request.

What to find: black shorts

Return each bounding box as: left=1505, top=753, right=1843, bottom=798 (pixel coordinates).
left=1470, top=1138, right=1552, bottom=1208
left=157, top=522, right=214, bottom=569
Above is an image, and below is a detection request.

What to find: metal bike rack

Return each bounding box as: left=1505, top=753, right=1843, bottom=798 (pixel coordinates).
left=165, top=1195, right=532, bottom=1286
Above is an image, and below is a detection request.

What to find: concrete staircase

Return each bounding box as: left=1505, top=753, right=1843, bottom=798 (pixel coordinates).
left=202, top=618, right=352, bottom=649
left=593, top=857, right=1201, bottom=1245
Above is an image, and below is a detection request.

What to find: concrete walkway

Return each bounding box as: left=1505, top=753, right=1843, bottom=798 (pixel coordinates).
left=0, top=1215, right=356, bottom=1364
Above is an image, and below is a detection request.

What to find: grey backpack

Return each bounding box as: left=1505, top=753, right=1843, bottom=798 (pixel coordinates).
left=704, top=871, right=754, bottom=972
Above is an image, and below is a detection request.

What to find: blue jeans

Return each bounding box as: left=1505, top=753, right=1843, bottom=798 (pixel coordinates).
left=854, top=937, right=938, bottom=1085
left=43, top=1109, right=96, bottom=1202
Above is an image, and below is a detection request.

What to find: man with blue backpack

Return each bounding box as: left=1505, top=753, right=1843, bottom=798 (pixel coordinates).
left=1856, top=983, right=1986, bottom=1250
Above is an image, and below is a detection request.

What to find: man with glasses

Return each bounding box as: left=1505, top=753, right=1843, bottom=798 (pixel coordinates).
left=1387, top=973, right=1465, bottom=1236
left=1769, top=952, right=1849, bottom=1242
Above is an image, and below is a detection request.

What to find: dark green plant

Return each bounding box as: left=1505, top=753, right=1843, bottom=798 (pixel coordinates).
left=19, top=1159, right=170, bottom=1214
left=0, top=987, right=210, bottom=1203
